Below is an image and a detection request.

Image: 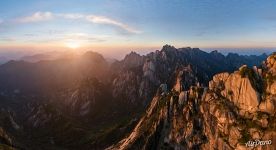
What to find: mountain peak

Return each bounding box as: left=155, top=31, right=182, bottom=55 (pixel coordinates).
left=210, top=50, right=219, bottom=54
left=123, top=51, right=142, bottom=61
left=81, top=51, right=106, bottom=63
left=161, top=44, right=177, bottom=51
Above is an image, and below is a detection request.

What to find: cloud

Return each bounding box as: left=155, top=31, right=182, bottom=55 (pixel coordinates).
left=15, top=12, right=141, bottom=34
left=58, top=13, right=141, bottom=34
left=57, top=13, right=84, bottom=19
left=16, top=12, right=53, bottom=23
left=0, top=19, right=3, bottom=24
left=86, top=15, right=142, bottom=34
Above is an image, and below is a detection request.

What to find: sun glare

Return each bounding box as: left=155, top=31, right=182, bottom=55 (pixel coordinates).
left=65, top=41, right=81, bottom=49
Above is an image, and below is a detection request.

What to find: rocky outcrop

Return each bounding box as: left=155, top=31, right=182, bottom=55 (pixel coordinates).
left=107, top=86, right=207, bottom=150
left=209, top=69, right=261, bottom=114
left=266, top=53, right=276, bottom=76
left=174, top=65, right=197, bottom=92
left=260, top=53, right=276, bottom=115
left=108, top=53, right=276, bottom=150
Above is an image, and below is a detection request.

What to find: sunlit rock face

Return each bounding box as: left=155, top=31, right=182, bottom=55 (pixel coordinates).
left=108, top=53, right=276, bottom=150
left=173, top=64, right=198, bottom=92
left=266, top=54, right=276, bottom=76
left=209, top=70, right=261, bottom=114
left=260, top=53, right=276, bottom=115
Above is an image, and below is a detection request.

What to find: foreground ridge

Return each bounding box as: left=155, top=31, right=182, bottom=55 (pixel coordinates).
left=108, top=53, right=276, bottom=150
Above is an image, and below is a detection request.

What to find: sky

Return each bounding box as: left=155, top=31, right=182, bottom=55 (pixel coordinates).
left=0, top=0, right=276, bottom=59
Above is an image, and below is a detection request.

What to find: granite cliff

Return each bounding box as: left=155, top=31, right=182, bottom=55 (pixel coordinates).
left=108, top=53, right=276, bottom=150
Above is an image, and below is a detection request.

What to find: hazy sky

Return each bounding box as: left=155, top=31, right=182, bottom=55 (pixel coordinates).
left=0, top=0, right=276, bottom=58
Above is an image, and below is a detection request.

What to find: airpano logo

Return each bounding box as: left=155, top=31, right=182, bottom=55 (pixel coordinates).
left=245, top=139, right=272, bottom=147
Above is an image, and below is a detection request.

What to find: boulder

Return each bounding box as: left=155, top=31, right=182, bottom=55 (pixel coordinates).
left=259, top=98, right=275, bottom=115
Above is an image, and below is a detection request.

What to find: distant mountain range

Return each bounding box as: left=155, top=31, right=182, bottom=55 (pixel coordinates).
left=0, top=45, right=274, bottom=150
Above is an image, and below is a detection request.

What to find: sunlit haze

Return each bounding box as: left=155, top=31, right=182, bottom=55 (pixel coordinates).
left=0, top=0, right=276, bottom=59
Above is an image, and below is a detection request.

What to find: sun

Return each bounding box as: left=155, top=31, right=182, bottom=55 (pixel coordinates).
left=65, top=41, right=81, bottom=49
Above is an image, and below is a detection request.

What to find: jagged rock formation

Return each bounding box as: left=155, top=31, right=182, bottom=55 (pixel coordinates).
left=111, top=45, right=267, bottom=107
left=108, top=53, right=276, bottom=150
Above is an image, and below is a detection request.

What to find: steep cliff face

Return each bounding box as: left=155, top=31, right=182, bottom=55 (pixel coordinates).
left=108, top=53, right=276, bottom=150
left=209, top=69, right=261, bottom=114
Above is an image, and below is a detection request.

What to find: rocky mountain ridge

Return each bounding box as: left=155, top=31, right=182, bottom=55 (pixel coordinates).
left=108, top=53, right=276, bottom=150
left=0, top=45, right=271, bottom=149
left=111, top=45, right=268, bottom=107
